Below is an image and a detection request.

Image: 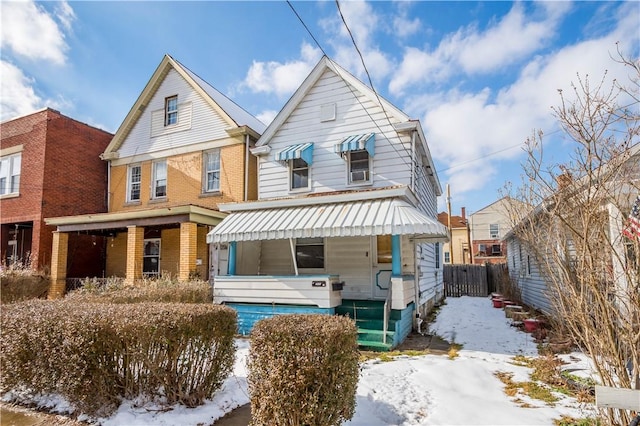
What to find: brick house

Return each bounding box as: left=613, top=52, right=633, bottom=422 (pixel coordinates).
left=0, top=108, right=113, bottom=276
left=45, top=55, right=265, bottom=297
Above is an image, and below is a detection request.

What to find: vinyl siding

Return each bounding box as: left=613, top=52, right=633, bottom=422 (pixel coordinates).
left=506, top=237, right=553, bottom=314
left=258, top=69, right=411, bottom=199
left=118, top=69, right=232, bottom=159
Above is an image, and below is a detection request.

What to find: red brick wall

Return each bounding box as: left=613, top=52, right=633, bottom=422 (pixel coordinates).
left=0, top=109, right=113, bottom=271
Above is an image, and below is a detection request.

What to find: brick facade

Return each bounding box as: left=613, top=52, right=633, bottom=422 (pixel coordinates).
left=0, top=108, right=112, bottom=273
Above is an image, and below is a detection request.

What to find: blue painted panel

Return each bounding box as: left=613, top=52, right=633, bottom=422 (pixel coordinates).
left=228, top=303, right=335, bottom=335
left=275, top=142, right=314, bottom=165
left=334, top=133, right=375, bottom=157
left=392, top=302, right=415, bottom=347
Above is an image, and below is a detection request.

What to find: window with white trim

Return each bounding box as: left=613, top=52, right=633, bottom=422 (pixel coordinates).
left=444, top=251, right=451, bottom=264
left=152, top=160, right=167, bottom=199
left=0, top=153, right=22, bottom=195
left=489, top=223, right=499, bottom=239
left=127, top=164, right=141, bottom=202
left=0, top=153, right=21, bottom=196
left=296, top=237, right=324, bottom=269
left=165, top=95, right=178, bottom=126
left=435, top=242, right=441, bottom=268
left=348, top=150, right=370, bottom=184
left=204, top=150, right=220, bottom=193
left=291, top=158, right=309, bottom=190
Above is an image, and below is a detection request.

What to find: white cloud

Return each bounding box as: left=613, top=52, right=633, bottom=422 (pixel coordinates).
left=241, top=43, right=322, bottom=97
left=55, top=1, right=76, bottom=32
left=0, top=1, right=71, bottom=64
left=392, top=2, right=421, bottom=39
left=0, top=61, right=43, bottom=121
left=389, top=2, right=570, bottom=95
left=256, top=110, right=278, bottom=126
left=417, top=7, right=639, bottom=198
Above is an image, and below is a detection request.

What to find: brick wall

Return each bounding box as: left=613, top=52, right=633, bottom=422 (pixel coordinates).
left=108, top=140, right=253, bottom=213
left=0, top=109, right=112, bottom=270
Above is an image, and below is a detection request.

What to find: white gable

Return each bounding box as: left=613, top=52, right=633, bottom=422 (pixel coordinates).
left=257, top=68, right=414, bottom=200
left=117, top=69, right=231, bottom=159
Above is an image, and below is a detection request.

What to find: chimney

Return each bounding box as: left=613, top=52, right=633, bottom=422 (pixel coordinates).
left=461, top=207, right=466, bottom=220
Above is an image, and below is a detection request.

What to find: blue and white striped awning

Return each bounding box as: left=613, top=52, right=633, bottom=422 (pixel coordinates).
left=276, top=142, right=314, bottom=165
left=334, top=133, right=375, bottom=157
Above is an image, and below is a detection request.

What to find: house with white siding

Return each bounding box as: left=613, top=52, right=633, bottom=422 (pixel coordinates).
left=45, top=55, right=265, bottom=296
left=207, top=56, right=448, bottom=350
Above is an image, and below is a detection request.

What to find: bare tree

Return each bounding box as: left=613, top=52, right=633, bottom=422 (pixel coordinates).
left=504, top=48, right=640, bottom=425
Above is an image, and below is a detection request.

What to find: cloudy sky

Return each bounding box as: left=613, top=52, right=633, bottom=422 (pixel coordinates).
left=1, top=1, right=638, bottom=213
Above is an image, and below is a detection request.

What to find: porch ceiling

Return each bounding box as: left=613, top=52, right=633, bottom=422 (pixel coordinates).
left=207, top=198, right=449, bottom=243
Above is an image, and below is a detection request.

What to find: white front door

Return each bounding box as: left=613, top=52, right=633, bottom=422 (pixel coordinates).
left=211, top=243, right=229, bottom=276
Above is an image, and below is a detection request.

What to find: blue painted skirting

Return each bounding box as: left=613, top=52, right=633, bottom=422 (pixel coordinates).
left=227, top=303, right=335, bottom=335
left=392, top=302, right=415, bottom=347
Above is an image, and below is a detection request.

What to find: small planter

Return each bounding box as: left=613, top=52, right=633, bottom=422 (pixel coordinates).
left=511, top=311, right=529, bottom=322
left=492, top=298, right=504, bottom=308
left=523, top=318, right=541, bottom=333
left=502, top=300, right=516, bottom=309
left=504, top=305, right=522, bottom=318
left=490, top=293, right=503, bottom=300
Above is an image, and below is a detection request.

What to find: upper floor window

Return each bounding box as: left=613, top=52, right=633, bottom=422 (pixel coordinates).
left=444, top=251, right=451, bottom=264
left=348, top=150, right=371, bottom=184
left=489, top=223, right=499, bottom=239
left=204, top=150, right=221, bottom=193
left=0, top=153, right=21, bottom=196
left=291, top=158, right=309, bottom=190
left=165, top=96, right=178, bottom=126
left=435, top=242, right=441, bottom=268
left=127, top=164, right=141, bottom=202
left=152, top=160, right=167, bottom=199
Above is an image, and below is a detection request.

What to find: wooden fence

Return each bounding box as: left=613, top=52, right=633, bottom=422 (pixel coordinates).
left=444, top=263, right=508, bottom=297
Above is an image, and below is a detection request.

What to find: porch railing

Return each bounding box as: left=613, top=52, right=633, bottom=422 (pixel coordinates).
left=383, top=281, right=392, bottom=344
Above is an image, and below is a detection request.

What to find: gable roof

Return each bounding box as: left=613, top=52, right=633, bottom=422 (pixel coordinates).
left=255, top=56, right=409, bottom=146
left=254, top=55, right=442, bottom=195
left=437, top=212, right=468, bottom=228
left=102, top=54, right=265, bottom=158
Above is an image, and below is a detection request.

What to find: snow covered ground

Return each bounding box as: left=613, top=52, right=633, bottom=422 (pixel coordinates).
left=5, top=296, right=598, bottom=425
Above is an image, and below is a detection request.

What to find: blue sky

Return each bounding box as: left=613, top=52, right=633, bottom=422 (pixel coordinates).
left=1, top=1, right=638, bottom=215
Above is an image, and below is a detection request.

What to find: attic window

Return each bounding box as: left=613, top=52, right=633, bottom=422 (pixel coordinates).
left=320, top=103, right=336, bottom=122
left=165, top=95, right=178, bottom=126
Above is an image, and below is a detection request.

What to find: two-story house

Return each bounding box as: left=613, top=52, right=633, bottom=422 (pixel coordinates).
left=438, top=208, right=471, bottom=264
left=45, top=55, right=265, bottom=298
left=469, top=197, right=515, bottom=265
left=1, top=109, right=112, bottom=276
left=207, top=56, right=448, bottom=350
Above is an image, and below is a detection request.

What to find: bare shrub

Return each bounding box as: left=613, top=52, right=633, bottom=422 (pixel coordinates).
left=504, top=47, right=639, bottom=425
left=0, top=300, right=236, bottom=417
left=248, top=314, right=359, bottom=426
left=0, top=272, right=49, bottom=304
left=65, top=276, right=213, bottom=304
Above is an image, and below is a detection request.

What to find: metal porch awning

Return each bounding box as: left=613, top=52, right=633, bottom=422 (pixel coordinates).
left=207, top=198, right=448, bottom=243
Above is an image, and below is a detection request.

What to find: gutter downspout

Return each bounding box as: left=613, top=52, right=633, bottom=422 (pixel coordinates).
left=244, top=134, right=250, bottom=201
left=106, top=161, right=111, bottom=211
left=411, top=130, right=416, bottom=193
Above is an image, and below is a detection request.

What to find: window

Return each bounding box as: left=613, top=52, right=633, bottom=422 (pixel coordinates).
left=490, top=223, right=499, bottom=239
left=444, top=251, right=451, bottom=264
left=0, top=153, right=21, bottom=196
left=492, top=244, right=502, bottom=255
left=478, top=244, right=486, bottom=254
left=377, top=235, right=392, bottom=264
left=127, top=165, right=141, bottom=202
left=204, top=150, right=220, bottom=192
left=152, top=160, right=167, bottom=199
left=291, top=158, right=309, bottom=190
left=143, top=239, right=161, bottom=276
left=296, top=237, right=324, bottom=269
left=348, top=150, right=370, bottom=184
left=527, top=255, right=531, bottom=275
left=165, top=96, right=178, bottom=126
left=435, top=242, right=440, bottom=268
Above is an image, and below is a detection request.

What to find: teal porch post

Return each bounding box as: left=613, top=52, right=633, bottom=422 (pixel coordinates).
left=392, top=234, right=401, bottom=276
left=228, top=241, right=237, bottom=275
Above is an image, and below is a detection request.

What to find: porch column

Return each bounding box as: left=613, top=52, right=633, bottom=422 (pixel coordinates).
left=179, top=222, right=197, bottom=282
left=48, top=231, right=68, bottom=299
left=228, top=241, right=237, bottom=275
left=126, top=225, right=144, bottom=284
left=392, top=234, right=401, bottom=276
